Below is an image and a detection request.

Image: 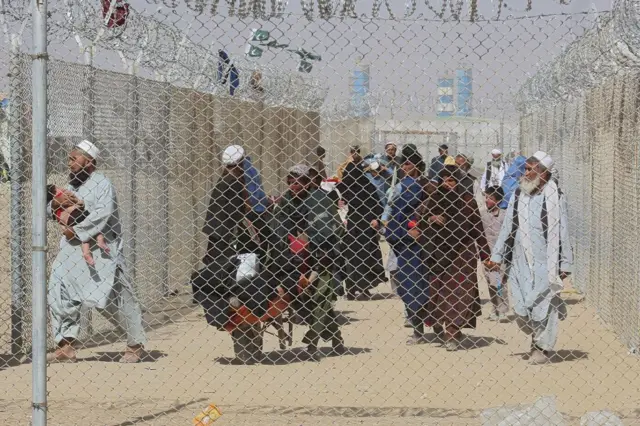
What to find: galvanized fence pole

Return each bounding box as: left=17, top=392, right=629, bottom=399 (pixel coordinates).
left=9, top=41, right=25, bottom=362
left=30, top=0, right=48, bottom=422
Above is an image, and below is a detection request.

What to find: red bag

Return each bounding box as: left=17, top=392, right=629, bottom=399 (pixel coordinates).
left=101, top=0, right=129, bottom=28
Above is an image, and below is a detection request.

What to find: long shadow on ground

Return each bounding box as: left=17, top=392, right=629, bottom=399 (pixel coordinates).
left=216, top=346, right=372, bottom=366
left=510, top=349, right=588, bottom=363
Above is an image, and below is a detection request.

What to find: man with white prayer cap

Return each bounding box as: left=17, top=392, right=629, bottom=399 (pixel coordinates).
left=486, top=151, right=574, bottom=364
left=480, top=148, right=507, bottom=193
left=47, top=140, right=146, bottom=363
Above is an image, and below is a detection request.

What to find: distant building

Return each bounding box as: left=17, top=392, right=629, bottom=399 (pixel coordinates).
left=455, top=68, right=472, bottom=117
left=436, top=76, right=454, bottom=117
left=350, top=61, right=371, bottom=118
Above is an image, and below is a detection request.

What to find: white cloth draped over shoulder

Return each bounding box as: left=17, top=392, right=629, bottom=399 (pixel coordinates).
left=490, top=180, right=573, bottom=322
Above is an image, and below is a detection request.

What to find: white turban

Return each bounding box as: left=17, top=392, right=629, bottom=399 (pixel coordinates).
left=288, top=164, right=311, bottom=177
left=222, top=145, right=245, bottom=166
left=532, top=151, right=554, bottom=170
left=491, top=148, right=502, bottom=156
left=76, top=140, right=100, bottom=159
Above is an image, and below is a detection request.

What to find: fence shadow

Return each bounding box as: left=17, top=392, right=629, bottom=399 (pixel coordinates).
left=0, top=353, right=26, bottom=371
left=510, top=349, right=588, bottom=364
left=81, top=350, right=167, bottom=363
left=108, top=397, right=209, bottom=426
left=216, top=346, right=372, bottom=366
left=459, top=335, right=508, bottom=350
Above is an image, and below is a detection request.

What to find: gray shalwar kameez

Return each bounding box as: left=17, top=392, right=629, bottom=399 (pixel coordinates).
left=47, top=172, right=146, bottom=346
left=490, top=185, right=573, bottom=351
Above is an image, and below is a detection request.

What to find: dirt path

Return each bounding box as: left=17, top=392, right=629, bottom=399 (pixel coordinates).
left=1, top=274, right=639, bottom=425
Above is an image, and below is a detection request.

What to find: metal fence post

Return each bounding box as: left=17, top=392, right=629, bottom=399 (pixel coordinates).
left=9, top=40, right=24, bottom=362
left=159, top=86, right=170, bottom=296
left=30, top=0, right=48, bottom=422
left=128, top=75, right=140, bottom=286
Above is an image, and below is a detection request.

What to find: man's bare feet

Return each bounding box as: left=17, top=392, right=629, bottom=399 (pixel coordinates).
left=120, top=345, right=145, bottom=364
left=47, top=343, right=77, bottom=363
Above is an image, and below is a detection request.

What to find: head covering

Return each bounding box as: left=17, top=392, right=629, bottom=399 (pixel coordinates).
left=531, top=151, right=554, bottom=170
left=384, top=141, right=397, bottom=149
left=76, top=140, right=100, bottom=159
left=222, top=145, right=245, bottom=166
left=491, top=148, right=502, bottom=156
left=288, top=163, right=311, bottom=177
left=444, top=156, right=456, bottom=166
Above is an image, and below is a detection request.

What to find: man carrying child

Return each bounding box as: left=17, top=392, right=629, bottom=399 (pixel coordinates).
left=46, top=140, right=146, bottom=364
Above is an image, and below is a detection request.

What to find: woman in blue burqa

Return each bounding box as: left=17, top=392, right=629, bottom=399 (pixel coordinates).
left=191, top=145, right=274, bottom=331
left=379, top=149, right=432, bottom=344
left=499, top=154, right=527, bottom=209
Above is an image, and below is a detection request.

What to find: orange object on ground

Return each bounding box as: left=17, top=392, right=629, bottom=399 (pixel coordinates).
left=193, top=403, right=222, bottom=425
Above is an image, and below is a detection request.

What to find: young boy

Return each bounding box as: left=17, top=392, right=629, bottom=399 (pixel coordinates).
left=47, top=184, right=110, bottom=266
left=481, top=186, right=509, bottom=321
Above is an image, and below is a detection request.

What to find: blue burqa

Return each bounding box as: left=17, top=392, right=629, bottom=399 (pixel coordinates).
left=499, top=155, right=527, bottom=209
left=242, top=156, right=268, bottom=213
left=385, top=176, right=429, bottom=324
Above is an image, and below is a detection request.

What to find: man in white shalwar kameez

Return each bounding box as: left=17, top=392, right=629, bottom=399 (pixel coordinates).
left=480, top=149, right=507, bottom=193
left=485, top=151, right=573, bottom=365
left=47, top=140, right=146, bottom=363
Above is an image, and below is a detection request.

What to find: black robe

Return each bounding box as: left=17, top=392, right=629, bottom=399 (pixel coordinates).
left=192, top=172, right=273, bottom=329
left=337, top=162, right=386, bottom=294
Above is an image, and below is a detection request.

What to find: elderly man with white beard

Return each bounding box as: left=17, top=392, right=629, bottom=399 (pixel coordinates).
left=485, top=151, right=573, bottom=365
left=480, top=148, right=507, bottom=193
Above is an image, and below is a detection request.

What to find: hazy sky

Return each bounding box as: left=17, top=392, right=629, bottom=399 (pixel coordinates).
left=0, top=0, right=618, bottom=121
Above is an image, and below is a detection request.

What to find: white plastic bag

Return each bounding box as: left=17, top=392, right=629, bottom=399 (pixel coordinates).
left=235, top=253, right=260, bottom=285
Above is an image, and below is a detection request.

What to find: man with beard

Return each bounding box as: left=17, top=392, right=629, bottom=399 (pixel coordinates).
left=455, top=153, right=477, bottom=196
left=486, top=151, right=573, bottom=365
left=379, top=142, right=401, bottom=181
left=46, top=140, right=146, bottom=363
left=480, top=149, right=507, bottom=193
left=271, top=164, right=346, bottom=361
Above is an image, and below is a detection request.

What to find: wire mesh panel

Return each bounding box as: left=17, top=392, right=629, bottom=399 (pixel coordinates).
left=1, top=0, right=640, bottom=425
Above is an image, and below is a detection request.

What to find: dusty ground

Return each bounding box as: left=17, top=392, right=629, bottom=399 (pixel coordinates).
left=1, top=183, right=640, bottom=425
left=1, top=277, right=640, bottom=426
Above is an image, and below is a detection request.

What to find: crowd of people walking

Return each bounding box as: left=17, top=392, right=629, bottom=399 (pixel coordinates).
left=43, top=139, right=573, bottom=367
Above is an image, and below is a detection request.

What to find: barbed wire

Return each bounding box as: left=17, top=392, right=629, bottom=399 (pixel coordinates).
left=0, top=0, right=328, bottom=110
left=516, top=0, right=640, bottom=111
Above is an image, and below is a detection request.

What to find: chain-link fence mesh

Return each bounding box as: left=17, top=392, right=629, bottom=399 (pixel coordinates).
left=1, top=0, right=640, bottom=424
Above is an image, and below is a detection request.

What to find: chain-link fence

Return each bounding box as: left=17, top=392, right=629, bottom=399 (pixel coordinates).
left=1, top=0, right=640, bottom=425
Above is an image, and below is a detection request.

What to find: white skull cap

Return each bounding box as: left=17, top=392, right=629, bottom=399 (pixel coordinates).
left=532, top=151, right=554, bottom=170
left=222, top=145, right=245, bottom=166
left=76, top=140, right=100, bottom=159
left=491, top=148, right=502, bottom=156
left=288, top=163, right=311, bottom=177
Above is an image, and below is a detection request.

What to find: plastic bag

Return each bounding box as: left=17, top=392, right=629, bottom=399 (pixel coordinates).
left=235, top=253, right=259, bottom=285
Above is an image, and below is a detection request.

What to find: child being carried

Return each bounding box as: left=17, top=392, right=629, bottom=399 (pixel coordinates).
left=47, top=184, right=110, bottom=266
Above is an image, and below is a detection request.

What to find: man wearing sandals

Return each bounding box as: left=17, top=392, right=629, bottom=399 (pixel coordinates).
left=47, top=140, right=146, bottom=363
left=486, top=151, right=573, bottom=365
